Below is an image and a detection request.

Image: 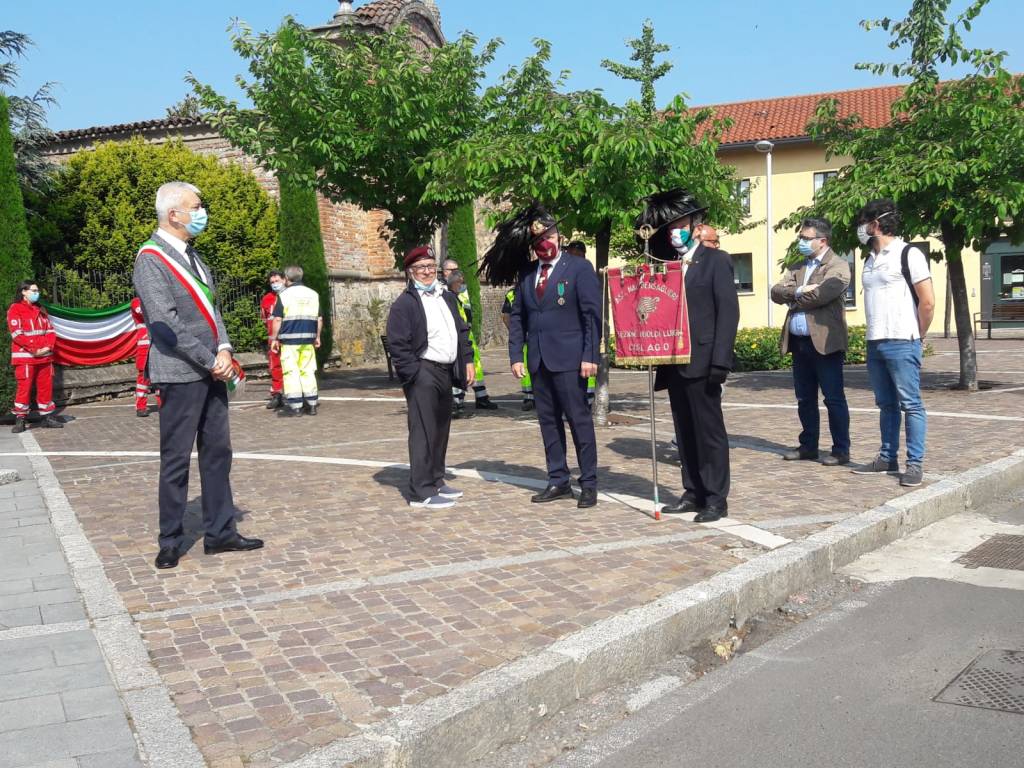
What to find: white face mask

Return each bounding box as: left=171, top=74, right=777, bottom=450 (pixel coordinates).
left=856, top=224, right=872, bottom=246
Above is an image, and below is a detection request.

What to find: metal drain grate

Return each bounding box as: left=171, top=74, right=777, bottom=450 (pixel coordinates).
left=935, top=650, right=1024, bottom=715
left=955, top=534, right=1024, bottom=571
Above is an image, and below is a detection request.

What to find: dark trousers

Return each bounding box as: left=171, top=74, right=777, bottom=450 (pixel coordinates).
left=667, top=375, right=730, bottom=508
left=790, top=335, right=850, bottom=455
left=157, top=378, right=236, bottom=550
left=405, top=361, right=453, bottom=501
left=533, top=364, right=598, bottom=489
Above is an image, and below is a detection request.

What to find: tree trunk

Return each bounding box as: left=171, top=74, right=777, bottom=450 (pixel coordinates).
left=940, top=226, right=977, bottom=391
left=593, top=218, right=613, bottom=427
left=943, top=262, right=952, bottom=338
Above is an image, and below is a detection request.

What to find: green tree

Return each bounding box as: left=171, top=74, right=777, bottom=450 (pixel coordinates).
left=165, top=94, right=204, bottom=120
left=447, top=203, right=482, bottom=341
left=425, top=31, right=743, bottom=423
left=191, top=19, right=498, bottom=262
left=600, top=19, right=673, bottom=115
left=0, top=94, right=33, bottom=412
left=278, top=172, right=332, bottom=366
left=0, top=30, right=56, bottom=194
left=782, top=0, right=1024, bottom=390
left=29, top=138, right=278, bottom=287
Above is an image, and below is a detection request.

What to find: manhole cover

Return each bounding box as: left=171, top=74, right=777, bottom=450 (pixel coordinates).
left=955, top=534, right=1024, bottom=571
left=934, top=650, right=1024, bottom=715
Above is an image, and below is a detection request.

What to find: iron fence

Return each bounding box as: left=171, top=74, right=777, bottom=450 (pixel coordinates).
left=39, top=267, right=267, bottom=354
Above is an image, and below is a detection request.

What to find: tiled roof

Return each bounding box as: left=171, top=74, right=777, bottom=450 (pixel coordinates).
left=697, top=84, right=905, bottom=147
left=52, top=116, right=208, bottom=143
left=327, top=0, right=439, bottom=31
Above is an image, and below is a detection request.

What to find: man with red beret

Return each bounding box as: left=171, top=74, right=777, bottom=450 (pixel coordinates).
left=386, top=246, right=475, bottom=509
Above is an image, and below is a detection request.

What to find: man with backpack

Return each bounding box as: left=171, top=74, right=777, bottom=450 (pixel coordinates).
left=851, top=199, right=935, bottom=487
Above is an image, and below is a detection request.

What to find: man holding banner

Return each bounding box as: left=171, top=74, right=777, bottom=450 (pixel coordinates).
left=482, top=205, right=602, bottom=509
left=133, top=181, right=263, bottom=570
left=639, top=189, right=739, bottom=522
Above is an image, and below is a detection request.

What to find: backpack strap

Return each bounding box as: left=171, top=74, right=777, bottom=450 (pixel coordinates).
left=901, top=244, right=920, bottom=308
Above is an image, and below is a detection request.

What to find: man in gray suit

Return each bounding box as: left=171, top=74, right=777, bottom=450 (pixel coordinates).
left=771, top=217, right=852, bottom=466
left=133, top=181, right=263, bottom=569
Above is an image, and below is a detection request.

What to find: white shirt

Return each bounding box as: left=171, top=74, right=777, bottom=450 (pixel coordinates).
left=535, top=254, right=561, bottom=288
left=419, top=289, right=458, bottom=364
left=157, top=227, right=208, bottom=283
left=862, top=238, right=931, bottom=341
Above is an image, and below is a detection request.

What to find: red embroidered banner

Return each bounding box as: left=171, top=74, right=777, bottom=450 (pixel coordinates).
left=608, top=262, right=691, bottom=366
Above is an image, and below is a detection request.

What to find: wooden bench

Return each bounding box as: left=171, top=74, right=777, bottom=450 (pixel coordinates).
left=974, top=303, right=1024, bottom=338
left=380, top=335, right=395, bottom=380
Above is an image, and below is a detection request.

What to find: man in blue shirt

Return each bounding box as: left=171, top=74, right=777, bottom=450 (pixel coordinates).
left=770, top=217, right=852, bottom=466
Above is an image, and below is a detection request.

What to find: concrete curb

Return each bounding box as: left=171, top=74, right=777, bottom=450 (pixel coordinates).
left=282, top=449, right=1024, bottom=768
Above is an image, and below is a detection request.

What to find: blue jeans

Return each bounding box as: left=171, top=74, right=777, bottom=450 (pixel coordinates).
left=790, top=335, right=850, bottom=455
left=866, top=339, right=927, bottom=465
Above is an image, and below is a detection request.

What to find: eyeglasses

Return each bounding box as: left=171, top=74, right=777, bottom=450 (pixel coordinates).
left=410, top=265, right=437, bottom=274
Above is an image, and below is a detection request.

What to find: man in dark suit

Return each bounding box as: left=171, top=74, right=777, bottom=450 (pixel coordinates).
left=386, top=246, right=475, bottom=509
left=133, top=181, right=263, bottom=569
left=639, top=189, right=740, bottom=522
left=500, top=206, right=602, bottom=509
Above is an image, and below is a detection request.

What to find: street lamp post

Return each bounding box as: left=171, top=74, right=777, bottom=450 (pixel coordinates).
left=755, top=139, right=775, bottom=327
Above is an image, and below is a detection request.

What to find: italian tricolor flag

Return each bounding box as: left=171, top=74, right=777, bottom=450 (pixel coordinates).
left=42, top=302, right=138, bottom=367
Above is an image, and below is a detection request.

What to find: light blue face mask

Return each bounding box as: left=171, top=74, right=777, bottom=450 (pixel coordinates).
left=26, top=291, right=40, bottom=303
left=271, top=282, right=285, bottom=293
left=415, top=279, right=440, bottom=293
left=797, top=237, right=817, bottom=257
left=670, top=228, right=693, bottom=250
left=184, top=207, right=208, bottom=237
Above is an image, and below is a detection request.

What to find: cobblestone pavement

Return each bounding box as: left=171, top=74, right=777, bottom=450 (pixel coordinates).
left=5, top=336, right=1024, bottom=767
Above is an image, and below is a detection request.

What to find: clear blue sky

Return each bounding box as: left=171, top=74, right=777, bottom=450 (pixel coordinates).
left=5, top=0, right=1023, bottom=131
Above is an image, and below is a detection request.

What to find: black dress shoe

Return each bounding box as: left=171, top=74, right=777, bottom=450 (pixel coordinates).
left=305, top=405, right=318, bottom=416
left=577, top=488, right=598, bottom=509
left=694, top=505, right=728, bottom=523
left=662, top=498, right=704, bottom=515
left=475, top=397, right=499, bottom=410
left=782, top=447, right=818, bottom=461
left=530, top=484, right=573, bottom=503
left=821, top=453, right=851, bottom=466
left=155, top=547, right=180, bottom=569
left=204, top=534, right=265, bottom=555
left=521, top=400, right=535, bottom=412
left=266, top=393, right=283, bottom=410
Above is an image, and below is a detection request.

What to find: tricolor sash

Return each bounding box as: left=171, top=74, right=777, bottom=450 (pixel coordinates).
left=136, top=240, right=219, bottom=342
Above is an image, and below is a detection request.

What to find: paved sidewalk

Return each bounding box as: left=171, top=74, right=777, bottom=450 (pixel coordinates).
left=0, top=431, right=142, bottom=768
left=1, top=336, right=1023, bottom=767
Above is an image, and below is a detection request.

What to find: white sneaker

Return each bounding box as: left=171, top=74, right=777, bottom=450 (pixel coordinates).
left=409, top=495, right=456, bottom=509
left=437, top=484, right=464, bottom=499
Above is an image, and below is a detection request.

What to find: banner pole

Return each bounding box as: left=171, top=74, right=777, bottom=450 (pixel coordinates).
left=636, top=224, right=662, bottom=521
left=648, top=364, right=661, bottom=520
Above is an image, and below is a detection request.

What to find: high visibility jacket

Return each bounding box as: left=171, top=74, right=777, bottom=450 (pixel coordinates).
left=130, top=297, right=150, bottom=347
left=7, top=300, right=56, bottom=366
left=273, top=284, right=320, bottom=345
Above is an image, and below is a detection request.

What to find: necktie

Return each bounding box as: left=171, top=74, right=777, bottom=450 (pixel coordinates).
left=185, top=245, right=202, bottom=278
left=536, top=262, right=552, bottom=299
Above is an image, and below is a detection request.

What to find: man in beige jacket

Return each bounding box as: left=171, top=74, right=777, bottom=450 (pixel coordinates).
left=771, top=217, right=852, bottom=466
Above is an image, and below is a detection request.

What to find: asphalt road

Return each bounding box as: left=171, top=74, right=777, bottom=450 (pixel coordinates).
left=552, top=494, right=1024, bottom=768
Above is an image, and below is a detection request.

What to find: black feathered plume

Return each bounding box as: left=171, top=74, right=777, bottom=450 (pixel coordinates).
left=634, top=188, right=708, bottom=261
left=479, top=203, right=556, bottom=286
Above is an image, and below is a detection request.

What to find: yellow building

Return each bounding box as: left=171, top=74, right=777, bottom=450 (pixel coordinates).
left=704, top=84, right=993, bottom=331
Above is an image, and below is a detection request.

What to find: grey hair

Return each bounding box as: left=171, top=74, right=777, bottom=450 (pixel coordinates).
left=443, top=259, right=459, bottom=270
left=284, top=265, right=304, bottom=283
left=447, top=269, right=465, bottom=285
left=801, top=216, right=832, bottom=243
left=155, top=181, right=201, bottom=222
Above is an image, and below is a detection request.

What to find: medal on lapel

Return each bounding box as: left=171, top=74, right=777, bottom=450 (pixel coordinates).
left=557, top=281, right=566, bottom=306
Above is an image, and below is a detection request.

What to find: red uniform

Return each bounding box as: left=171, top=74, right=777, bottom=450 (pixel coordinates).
left=260, top=291, right=283, bottom=395
left=7, top=300, right=57, bottom=417
left=130, top=297, right=158, bottom=412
